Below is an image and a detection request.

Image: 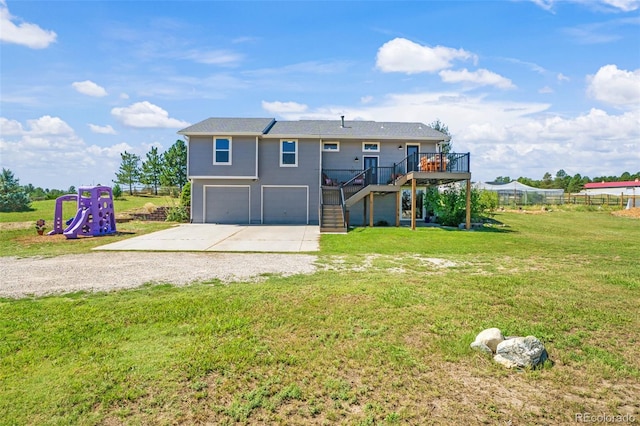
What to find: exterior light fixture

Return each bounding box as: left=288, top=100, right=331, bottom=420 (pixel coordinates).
left=354, top=157, right=359, bottom=162
left=398, top=145, right=403, bottom=150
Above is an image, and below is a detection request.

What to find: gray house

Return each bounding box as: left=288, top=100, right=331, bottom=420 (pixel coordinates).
left=178, top=117, right=472, bottom=232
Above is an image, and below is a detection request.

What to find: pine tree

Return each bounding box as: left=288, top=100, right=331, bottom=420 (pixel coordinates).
left=140, top=146, right=163, bottom=195
left=114, top=151, right=141, bottom=195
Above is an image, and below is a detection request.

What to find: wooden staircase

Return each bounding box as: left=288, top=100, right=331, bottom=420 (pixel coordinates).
left=320, top=204, right=346, bottom=233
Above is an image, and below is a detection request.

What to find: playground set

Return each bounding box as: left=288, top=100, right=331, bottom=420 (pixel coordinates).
left=48, top=185, right=117, bottom=239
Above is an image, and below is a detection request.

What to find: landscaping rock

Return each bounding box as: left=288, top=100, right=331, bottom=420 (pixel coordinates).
left=470, top=328, right=504, bottom=354
left=493, top=336, right=548, bottom=369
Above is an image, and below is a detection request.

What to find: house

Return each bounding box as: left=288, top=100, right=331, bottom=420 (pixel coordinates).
left=177, top=117, right=472, bottom=232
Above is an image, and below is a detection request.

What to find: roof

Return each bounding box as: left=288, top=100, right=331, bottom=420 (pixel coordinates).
left=475, top=180, right=564, bottom=193
left=584, top=180, right=640, bottom=189
left=178, top=117, right=449, bottom=141
left=178, top=118, right=275, bottom=135
left=266, top=120, right=449, bottom=140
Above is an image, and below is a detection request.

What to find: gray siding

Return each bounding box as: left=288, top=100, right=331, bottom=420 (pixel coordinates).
left=188, top=136, right=257, bottom=177
left=189, top=136, right=321, bottom=225
left=349, top=193, right=399, bottom=226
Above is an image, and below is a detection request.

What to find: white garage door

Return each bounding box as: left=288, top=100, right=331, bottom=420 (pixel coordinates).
left=204, top=186, right=250, bottom=224
left=262, top=186, right=308, bottom=224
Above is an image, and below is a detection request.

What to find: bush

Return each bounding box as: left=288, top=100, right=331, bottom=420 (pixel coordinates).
left=112, top=184, right=123, bottom=199
left=434, top=185, right=481, bottom=227
left=180, top=181, right=191, bottom=207
left=166, top=205, right=189, bottom=222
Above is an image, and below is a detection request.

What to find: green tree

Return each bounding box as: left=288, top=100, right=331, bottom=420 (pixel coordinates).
left=430, top=119, right=452, bottom=154
left=161, top=139, right=187, bottom=190
left=493, top=176, right=511, bottom=184
left=112, top=183, right=123, bottom=199
left=114, top=151, right=141, bottom=195
left=541, top=172, right=553, bottom=188
left=0, top=168, right=31, bottom=212
left=140, top=146, right=163, bottom=195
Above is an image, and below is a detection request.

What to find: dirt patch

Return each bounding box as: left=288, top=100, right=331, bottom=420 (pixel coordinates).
left=612, top=207, right=640, bottom=219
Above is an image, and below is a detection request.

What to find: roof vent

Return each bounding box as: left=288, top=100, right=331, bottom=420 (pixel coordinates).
left=341, top=115, right=345, bottom=128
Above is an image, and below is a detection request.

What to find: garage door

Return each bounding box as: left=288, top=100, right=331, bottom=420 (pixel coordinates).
left=204, top=186, right=250, bottom=224
left=262, top=186, right=308, bottom=224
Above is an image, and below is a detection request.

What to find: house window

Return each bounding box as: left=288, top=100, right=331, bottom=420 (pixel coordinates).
left=362, top=142, right=380, bottom=152
left=214, top=137, right=231, bottom=164
left=322, top=141, right=340, bottom=152
left=280, top=139, right=298, bottom=167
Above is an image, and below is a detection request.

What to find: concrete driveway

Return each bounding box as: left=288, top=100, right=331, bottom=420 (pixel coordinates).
left=94, top=224, right=320, bottom=252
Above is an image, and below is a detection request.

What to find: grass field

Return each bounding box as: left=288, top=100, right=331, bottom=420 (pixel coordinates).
left=0, top=209, right=638, bottom=425
left=0, top=196, right=174, bottom=257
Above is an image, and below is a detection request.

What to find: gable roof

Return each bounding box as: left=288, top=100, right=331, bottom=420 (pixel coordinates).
left=178, top=118, right=275, bottom=135
left=178, top=117, right=449, bottom=141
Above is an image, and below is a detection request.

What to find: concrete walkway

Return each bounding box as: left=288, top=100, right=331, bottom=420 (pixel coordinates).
left=94, top=224, right=320, bottom=252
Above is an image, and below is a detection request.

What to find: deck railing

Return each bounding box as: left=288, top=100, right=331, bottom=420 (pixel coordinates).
left=396, top=152, right=471, bottom=174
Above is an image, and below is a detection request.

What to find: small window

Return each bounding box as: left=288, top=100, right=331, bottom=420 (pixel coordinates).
left=214, top=137, right=231, bottom=164
left=280, top=139, right=298, bottom=167
left=322, top=141, right=340, bottom=152
left=362, top=142, right=380, bottom=152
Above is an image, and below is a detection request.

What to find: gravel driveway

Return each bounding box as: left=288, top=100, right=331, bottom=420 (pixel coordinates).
left=0, top=252, right=318, bottom=299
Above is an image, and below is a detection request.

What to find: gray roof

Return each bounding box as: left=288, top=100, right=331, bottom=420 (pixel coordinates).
left=178, top=117, right=275, bottom=135
left=178, top=117, right=449, bottom=141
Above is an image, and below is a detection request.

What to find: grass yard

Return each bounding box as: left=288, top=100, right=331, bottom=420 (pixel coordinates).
left=0, top=196, right=174, bottom=257
left=0, top=210, right=639, bottom=425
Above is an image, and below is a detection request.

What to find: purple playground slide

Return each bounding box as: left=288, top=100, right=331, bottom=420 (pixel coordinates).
left=48, top=185, right=117, bottom=239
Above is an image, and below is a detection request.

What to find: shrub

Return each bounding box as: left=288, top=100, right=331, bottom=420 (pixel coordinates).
left=180, top=181, right=191, bottom=207
left=112, top=184, right=123, bottom=199
left=166, top=205, right=189, bottom=222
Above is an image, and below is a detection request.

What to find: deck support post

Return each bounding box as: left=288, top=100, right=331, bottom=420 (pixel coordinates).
left=411, top=178, right=416, bottom=230
left=369, top=192, right=374, bottom=227
left=466, top=179, right=471, bottom=230
left=395, top=190, right=400, bottom=227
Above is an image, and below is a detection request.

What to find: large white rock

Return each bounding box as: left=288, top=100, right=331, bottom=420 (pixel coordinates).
left=494, top=336, right=548, bottom=369
left=470, top=328, right=505, bottom=354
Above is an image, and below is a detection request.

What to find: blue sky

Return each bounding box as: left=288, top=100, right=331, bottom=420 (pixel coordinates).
left=1, top=0, right=639, bottom=190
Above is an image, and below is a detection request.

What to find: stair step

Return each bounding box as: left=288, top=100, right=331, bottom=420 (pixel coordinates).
left=320, top=227, right=347, bottom=233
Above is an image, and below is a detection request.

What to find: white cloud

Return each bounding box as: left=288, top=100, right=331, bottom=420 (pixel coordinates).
left=439, top=68, right=516, bottom=89
left=0, top=115, right=134, bottom=188
left=72, top=80, right=108, bottom=97
left=268, top=91, right=639, bottom=181
left=0, top=117, right=23, bottom=135
left=587, top=64, right=640, bottom=107
left=182, top=49, right=243, bottom=66
left=119, top=93, right=130, bottom=100
left=88, top=124, right=117, bottom=134
left=376, top=38, right=476, bottom=74
left=111, top=101, right=190, bottom=128
left=557, top=73, right=570, bottom=82
left=26, top=115, right=75, bottom=136
left=532, top=0, right=640, bottom=11
left=360, top=96, right=374, bottom=104
left=261, top=100, right=308, bottom=114
left=538, top=86, right=554, bottom=94
left=0, top=0, right=57, bottom=49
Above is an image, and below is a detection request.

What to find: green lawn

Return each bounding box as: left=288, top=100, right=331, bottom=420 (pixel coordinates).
left=0, top=210, right=638, bottom=425
left=0, top=196, right=174, bottom=257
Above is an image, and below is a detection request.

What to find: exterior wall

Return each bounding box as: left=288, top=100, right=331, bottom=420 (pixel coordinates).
left=188, top=135, right=257, bottom=178
left=348, top=192, right=399, bottom=226
left=189, top=137, right=321, bottom=225
left=258, top=138, right=320, bottom=224
left=322, top=140, right=438, bottom=171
